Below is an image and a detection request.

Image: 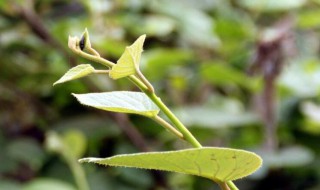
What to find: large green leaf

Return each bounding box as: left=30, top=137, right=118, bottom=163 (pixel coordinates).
left=73, top=91, right=159, bottom=117
left=53, top=64, right=95, bottom=86
left=79, top=147, right=262, bottom=182
left=109, top=35, right=146, bottom=79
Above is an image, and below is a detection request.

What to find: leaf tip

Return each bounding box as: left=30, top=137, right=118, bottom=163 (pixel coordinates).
left=138, top=34, right=146, bottom=44
left=79, top=157, right=99, bottom=163
left=53, top=79, right=63, bottom=86
left=78, top=158, right=88, bottom=163
left=141, top=34, right=146, bottom=39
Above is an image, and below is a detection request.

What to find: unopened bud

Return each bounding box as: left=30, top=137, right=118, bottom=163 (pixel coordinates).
left=79, top=28, right=91, bottom=51
left=68, top=35, right=79, bottom=50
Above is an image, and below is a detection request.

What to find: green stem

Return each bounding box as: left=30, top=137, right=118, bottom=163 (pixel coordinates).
left=227, top=181, right=238, bottom=190
left=71, top=48, right=114, bottom=68
left=129, top=75, right=202, bottom=148
left=94, top=70, right=110, bottom=74
left=152, top=115, right=184, bottom=139
left=217, top=181, right=230, bottom=190
left=135, top=68, right=154, bottom=93
left=64, top=154, right=90, bottom=190
left=87, top=47, right=100, bottom=57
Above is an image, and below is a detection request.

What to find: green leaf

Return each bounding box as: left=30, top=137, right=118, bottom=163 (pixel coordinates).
left=54, top=64, right=95, bottom=86
left=73, top=91, right=159, bottom=117
left=109, top=35, right=146, bottom=79
left=79, top=147, right=262, bottom=182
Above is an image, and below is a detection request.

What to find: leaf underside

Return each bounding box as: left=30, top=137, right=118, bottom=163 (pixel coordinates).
left=72, top=91, right=159, bottom=117
left=54, top=64, right=95, bottom=86
left=79, top=147, right=262, bottom=182
left=110, top=35, right=146, bottom=79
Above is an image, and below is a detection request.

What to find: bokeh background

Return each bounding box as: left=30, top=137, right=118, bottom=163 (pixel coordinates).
left=1, top=0, right=320, bottom=189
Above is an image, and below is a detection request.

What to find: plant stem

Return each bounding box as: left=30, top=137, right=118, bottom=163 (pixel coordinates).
left=149, top=92, right=202, bottom=148
left=71, top=48, right=115, bottom=68
left=136, top=68, right=154, bottom=93
left=152, top=115, right=184, bottom=139
left=227, top=181, right=239, bottom=190
left=129, top=75, right=202, bottom=148
left=64, top=154, right=90, bottom=190
left=94, top=70, right=110, bottom=74
left=87, top=47, right=100, bottom=57
left=217, top=181, right=230, bottom=190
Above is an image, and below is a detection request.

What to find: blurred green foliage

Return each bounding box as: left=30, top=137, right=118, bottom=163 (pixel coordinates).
left=1, top=0, right=320, bottom=189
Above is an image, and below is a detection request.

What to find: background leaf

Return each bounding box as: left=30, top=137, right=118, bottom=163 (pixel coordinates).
left=109, top=35, right=146, bottom=79
left=22, top=178, right=76, bottom=190
left=238, top=0, right=306, bottom=12
left=6, top=138, right=46, bottom=171
left=174, top=106, right=259, bottom=128
left=62, top=130, right=87, bottom=159
left=54, top=64, right=95, bottom=86
left=73, top=91, right=159, bottom=117
left=80, top=147, right=262, bottom=182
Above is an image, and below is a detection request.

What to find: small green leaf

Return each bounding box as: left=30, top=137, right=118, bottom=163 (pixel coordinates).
left=54, top=64, right=95, bottom=86
left=109, top=35, right=146, bottom=79
left=73, top=91, right=159, bottom=117
left=79, top=147, right=262, bottom=182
